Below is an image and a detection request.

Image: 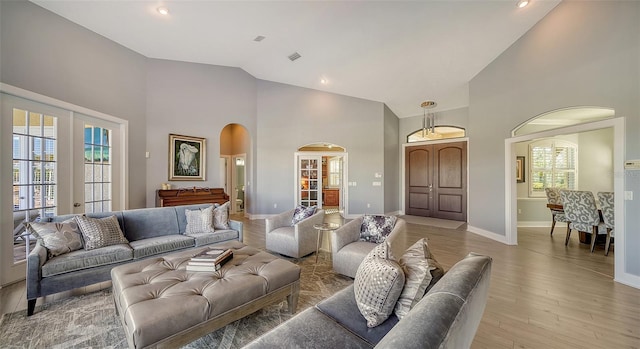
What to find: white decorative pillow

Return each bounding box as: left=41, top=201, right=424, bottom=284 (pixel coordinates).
left=185, top=206, right=215, bottom=234
left=359, top=215, right=397, bottom=244
left=394, top=238, right=445, bottom=319
left=75, top=215, right=128, bottom=251
left=213, top=202, right=230, bottom=230
left=354, top=241, right=405, bottom=328
left=27, top=219, right=83, bottom=258
left=291, top=205, right=316, bottom=225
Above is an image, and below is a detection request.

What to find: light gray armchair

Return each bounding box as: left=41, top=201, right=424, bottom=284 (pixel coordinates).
left=331, top=216, right=406, bottom=278
left=265, top=208, right=325, bottom=258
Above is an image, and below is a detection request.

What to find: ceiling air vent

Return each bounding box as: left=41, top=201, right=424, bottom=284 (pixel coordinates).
left=288, top=52, right=302, bottom=61
left=253, top=36, right=266, bottom=42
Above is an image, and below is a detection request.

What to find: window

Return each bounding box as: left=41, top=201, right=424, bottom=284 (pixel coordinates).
left=529, top=140, right=577, bottom=197
left=84, top=125, right=112, bottom=213
left=13, top=108, right=57, bottom=219
left=328, top=157, right=342, bottom=187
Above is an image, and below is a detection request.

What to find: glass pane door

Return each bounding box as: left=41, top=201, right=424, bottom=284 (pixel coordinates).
left=298, top=156, right=322, bottom=207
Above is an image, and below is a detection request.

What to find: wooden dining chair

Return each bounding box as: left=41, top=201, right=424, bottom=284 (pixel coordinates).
left=560, top=190, right=607, bottom=252
left=597, top=192, right=614, bottom=256
left=544, top=188, right=570, bottom=236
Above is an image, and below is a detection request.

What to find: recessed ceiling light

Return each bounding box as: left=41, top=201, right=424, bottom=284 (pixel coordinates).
left=320, top=78, right=328, bottom=85
left=157, top=7, right=169, bottom=15
left=516, top=0, right=529, bottom=8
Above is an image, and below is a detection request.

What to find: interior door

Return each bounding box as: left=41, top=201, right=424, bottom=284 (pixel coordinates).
left=405, top=141, right=467, bottom=220
left=405, top=145, right=434, bottom=216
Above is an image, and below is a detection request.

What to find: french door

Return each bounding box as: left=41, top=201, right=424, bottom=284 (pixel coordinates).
left=296, top=155, right=322, bottom=207
left=405, top=141, right=467, bottom=220
left=2, top=92, right=125, bottom=284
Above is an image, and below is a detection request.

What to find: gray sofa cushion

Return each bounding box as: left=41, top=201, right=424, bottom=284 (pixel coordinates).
left=188, top=230, right=240, bottom=247
left=245, top=306, right=373, bottom=349
left=122, top=207, right=180, bottom=241
left=129, top=235, right=195, bottom=259
left=42, top=243, right=133, bottom=277
left=316, top=285, right=398, bottom=346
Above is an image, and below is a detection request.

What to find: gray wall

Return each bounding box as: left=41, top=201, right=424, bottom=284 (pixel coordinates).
left=383, top=104, right=400, bottom=214
left=0, top=0, right=148, bottom=209
left=145, top=59, right=257, bottom=208
left=256, top=80, right=387, bottom=215
left=469, top=1, right=639, bottom=275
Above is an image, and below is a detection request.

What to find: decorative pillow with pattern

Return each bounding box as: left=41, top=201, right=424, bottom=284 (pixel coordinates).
left=185, top=205, right=215, bottom=234
left=213, top=202, right=230, bottom=230
left=291, top=205, right=317, bottom=225
left=354, top=240, right=405, bottom=328
left=75, top=215, right=129, bottom=251
left=394, top=238, right=445, bottom=319
left=27, top=219, right=84, bottom=258
left=359, top=215, right=397, bottom=244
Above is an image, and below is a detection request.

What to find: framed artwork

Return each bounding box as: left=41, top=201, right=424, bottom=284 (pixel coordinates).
left=169, top=134, right=206, bottom=181
left=516, top=156, right=525, bottom=183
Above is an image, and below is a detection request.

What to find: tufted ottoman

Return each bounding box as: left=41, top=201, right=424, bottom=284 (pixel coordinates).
left=111, top=241, right=301, bottom=349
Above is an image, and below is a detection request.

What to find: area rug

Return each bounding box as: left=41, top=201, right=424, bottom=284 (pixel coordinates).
left=0, top=252, right=352, bottom=349
left=399, top=215, right=465, bottom=230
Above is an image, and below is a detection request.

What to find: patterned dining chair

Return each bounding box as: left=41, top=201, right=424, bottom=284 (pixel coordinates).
left=560, top=190, right=607, bottom=252
left=597, top=192, right=614, bottom=256
left=544, top=188, right=570, bottom=236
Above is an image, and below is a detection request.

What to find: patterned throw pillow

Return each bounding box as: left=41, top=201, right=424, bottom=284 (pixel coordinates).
left=291, top=205, right=317, bottom=225
left=75, top=215, right=129, bottom=251
left=27, top=219, right=83, bottom=258
left=354, top=241, right=405, bottom=328
left=185, top=205, right=215, bottom=234
left=394, top=238, right=445, bottom=319
left=359, top=215, right=397, bottom=243
left=213, top=202, right=230, bottom=230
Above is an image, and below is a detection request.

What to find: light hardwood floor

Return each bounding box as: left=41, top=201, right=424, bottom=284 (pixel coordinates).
left=2, top=214, right=639, bottom=348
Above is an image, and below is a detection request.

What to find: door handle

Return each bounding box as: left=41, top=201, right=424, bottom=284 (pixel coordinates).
left=428, top=184, right=433, bottom=192
left=74, top=203, right=81, bottom=207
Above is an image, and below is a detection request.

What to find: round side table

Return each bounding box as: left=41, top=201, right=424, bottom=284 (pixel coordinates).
left=313, top=223, right=340, bottom=263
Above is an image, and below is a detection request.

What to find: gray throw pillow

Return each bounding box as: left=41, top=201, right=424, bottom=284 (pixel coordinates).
left=291, top=205, right=316, bottom=225
left=359, top=215, right=397, bottom=243
left=354, top=240, right=405, bottom=328
left=27, top=219, right=83, bottom=258
left=75, top=215, right=129, bottom=250
left=213, top=202, right=230, bottom=230
left=185, top=205, right=215, bottom=234
left=394, top=238, right=445, bottom=319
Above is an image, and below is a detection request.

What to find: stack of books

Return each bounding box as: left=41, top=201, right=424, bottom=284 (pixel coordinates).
left=186, top=248, right=233, bottom=272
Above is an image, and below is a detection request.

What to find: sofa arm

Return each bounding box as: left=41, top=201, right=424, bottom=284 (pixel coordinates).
left=331, top=216, right=363, bottom=254
left=27, top=240, right=47, bottom=301
left=229, top=219, right=244, bottom=242
left=294, top=209, right=325, bottom=243
left=266, top=209, right=295, bottom=233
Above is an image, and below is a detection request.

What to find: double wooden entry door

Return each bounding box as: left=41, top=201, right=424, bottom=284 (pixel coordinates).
left=405, top=141, right=467, bottom=221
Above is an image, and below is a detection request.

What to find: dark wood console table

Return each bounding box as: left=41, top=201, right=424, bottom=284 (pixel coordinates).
left=156, top=187, right=229, bottom=207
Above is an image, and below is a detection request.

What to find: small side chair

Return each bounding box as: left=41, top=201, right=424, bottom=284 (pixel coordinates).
left=560, top=190, right=606, bottom=252
left=544, top=188, right=570, bottom=236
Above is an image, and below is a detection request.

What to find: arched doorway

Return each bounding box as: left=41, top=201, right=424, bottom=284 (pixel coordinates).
left=220, top=124, right=249, bottom=215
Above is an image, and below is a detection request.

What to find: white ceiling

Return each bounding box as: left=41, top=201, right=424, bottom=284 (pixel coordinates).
left=31, top=0, right=560, bottom=118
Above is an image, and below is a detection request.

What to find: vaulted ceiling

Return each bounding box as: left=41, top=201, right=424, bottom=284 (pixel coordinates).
left=32, top=0, right=560, bottom=118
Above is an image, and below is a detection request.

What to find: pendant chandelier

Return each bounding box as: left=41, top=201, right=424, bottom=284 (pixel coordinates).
left=421, top=100, right=437, bottom=138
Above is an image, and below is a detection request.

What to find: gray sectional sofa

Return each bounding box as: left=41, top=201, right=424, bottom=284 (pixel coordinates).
left=26, top=203, right=243, bottom=316
left=244, top=253, right=492, bottom=349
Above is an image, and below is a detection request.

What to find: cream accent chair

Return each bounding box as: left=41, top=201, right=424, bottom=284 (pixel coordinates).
left=265, top=208, right=325, bottom=258
left=331, top=216, right=406, bottom=278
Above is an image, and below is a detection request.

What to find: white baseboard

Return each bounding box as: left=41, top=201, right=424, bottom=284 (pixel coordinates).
left=615, top=272, right=640, bottom=290
left=467, top=225, right=513, bottom=245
